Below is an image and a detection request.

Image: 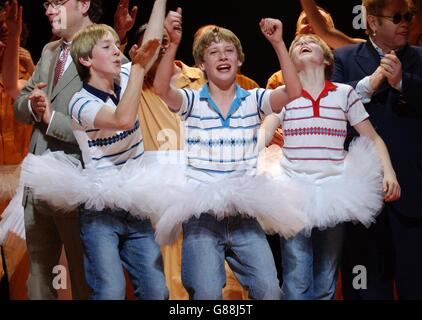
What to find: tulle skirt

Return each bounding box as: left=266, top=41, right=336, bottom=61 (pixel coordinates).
left=154, top=166, right=310, bottom=245
left=20, top=150, right=186, bottom=224
left=20, top=150, right=310, bottom=245
left=0, top=184, right=25, bottom=244
left=261, top=137, right=385, bottom=233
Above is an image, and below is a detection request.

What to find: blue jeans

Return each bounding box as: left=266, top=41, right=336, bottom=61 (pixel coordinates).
left=280, top=224, right=345, bottom=300
left=181, top=213, right=281, bottom=300
left=79, top=208, right=168, bottom=300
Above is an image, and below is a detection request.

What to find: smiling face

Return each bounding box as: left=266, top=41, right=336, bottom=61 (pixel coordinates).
left=192, top=26, right=244, bottom=86
left=45, top=0, right=90, bottom=41
left=198, top=39, right=242, bottom=86
left=289, top=34, right=334, bottom=78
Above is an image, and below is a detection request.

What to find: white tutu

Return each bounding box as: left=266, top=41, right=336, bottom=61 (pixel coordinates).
left=264, top=136, right=384, bottom=232
left=0, top=184, right=25, bottom=244
left=154, top=166, right=310, bottom=245
left=0, top=165, right=20, bottom=201
left=20, top=150, right=186, bottom=224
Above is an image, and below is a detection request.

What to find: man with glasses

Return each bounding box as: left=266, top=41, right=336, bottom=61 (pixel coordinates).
left=332, top=0, right=422, bottom=299
left=13, top=0, right=103, bottom=299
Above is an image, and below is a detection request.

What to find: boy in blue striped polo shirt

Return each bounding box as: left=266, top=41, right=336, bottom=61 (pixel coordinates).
left=154, top=9, right=302, bottom=300
left=66, top=10, right=167, bottom=298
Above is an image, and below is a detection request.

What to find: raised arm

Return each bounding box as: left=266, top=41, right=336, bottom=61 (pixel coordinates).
left=113, top=0, right=138, bottom=46
left=299, top=0, right=364, bottom=49
left=153, top=7, right=183, bottom=112
left=353, top=119, right=401, bottom=202
left=2, top=0, right=24, bottom=99
left=260, top=18, right=302, bottom=113
left=141, top=0, right=167, bottom=73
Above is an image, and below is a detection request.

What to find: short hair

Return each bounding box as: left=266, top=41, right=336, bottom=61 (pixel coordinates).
left=85, top=0, right=103, bottom=23
left=289, top=34, right=334, bottom=79
left=70, top=24, right=119, bottom=81
left=192, top=24, right=216, bottom=55
left=363, top=0, right=407, bottom=34
left=192, top=26, right=245, bottom=65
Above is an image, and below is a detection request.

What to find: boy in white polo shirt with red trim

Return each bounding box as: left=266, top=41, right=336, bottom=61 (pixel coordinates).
left=262, top=34, right=401, bottom=300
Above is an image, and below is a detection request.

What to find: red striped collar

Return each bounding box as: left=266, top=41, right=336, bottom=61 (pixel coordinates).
left=301, top=80, right=337, bottom=117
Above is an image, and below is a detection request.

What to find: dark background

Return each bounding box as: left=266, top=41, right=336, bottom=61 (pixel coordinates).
left=19, top=0, right=364, bottom=87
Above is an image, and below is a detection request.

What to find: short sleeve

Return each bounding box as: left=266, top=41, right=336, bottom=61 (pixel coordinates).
left=119, top=63, right=131, bottom=92
left=254, top=88, right=272, bottom=116
left=177, top=88, right=196, bottom=121
left=346, top=87, right=369, bottom=126
left=68, top=93, right=103, bottom=130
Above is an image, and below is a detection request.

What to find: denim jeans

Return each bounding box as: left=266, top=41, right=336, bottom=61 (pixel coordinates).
left=280, top=224, right=345, bottom=300
left=79, top=208, right=168, bottom=300
left=181, top=213, right=281, bottom=300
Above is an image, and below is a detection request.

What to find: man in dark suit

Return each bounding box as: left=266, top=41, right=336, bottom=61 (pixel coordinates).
left=332, top=0, right=422, bottom=299
left=13, top=0, right=104, bottom=299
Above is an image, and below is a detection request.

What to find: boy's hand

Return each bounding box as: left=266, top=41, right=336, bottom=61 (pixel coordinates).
left=383, top=171, right=401, bottom=202
left=260, top=18, right=283, bottom=44
left=131, top=38, right=161, bottom=69
left=164, top=7, right=182, bottom=45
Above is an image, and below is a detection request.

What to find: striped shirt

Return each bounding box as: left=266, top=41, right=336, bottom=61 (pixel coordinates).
left=178, top=84, right=272, bottom=182
left=68, top=63, right=144, bottom=169
left=276, top=81, right=369, bottom=180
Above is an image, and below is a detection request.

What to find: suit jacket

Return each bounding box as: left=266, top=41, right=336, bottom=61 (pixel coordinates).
left=332, top=41, right=422, bottom=218
left=14, top=40, right=83, bottom=209
left=14, top=40, right=82, bottom=158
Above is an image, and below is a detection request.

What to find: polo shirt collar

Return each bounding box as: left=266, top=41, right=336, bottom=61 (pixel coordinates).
left=83, top=82, right=122, bottom=105
left=199, top=83, right=251, bottom=125
left=302, top=80, right=337, bottom=102
left=302, top=80, right=337, bottom=118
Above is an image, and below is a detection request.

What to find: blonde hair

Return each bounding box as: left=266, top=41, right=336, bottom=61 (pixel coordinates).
left=192, top=26, right=245, bottom=65
left=70, top=24, right=120, bottom=81
left=289, top=34, right=334, bottom=79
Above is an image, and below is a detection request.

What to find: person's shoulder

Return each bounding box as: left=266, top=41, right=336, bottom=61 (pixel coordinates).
left=70, top=87, right=99, bottom=105
left=42, top=39, right=61, bottom=53
left=334, top=41, right=366, bottom=56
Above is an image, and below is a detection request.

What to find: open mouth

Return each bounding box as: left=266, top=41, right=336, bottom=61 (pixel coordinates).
left=300, top=47, right=312, bottom=54
left=216, top=64, right=231, bottom=72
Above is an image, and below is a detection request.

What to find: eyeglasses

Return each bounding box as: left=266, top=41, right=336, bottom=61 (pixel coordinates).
left=374, top=11, right=414, bottom=24
left=42, top=0, right=71, bottom=10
